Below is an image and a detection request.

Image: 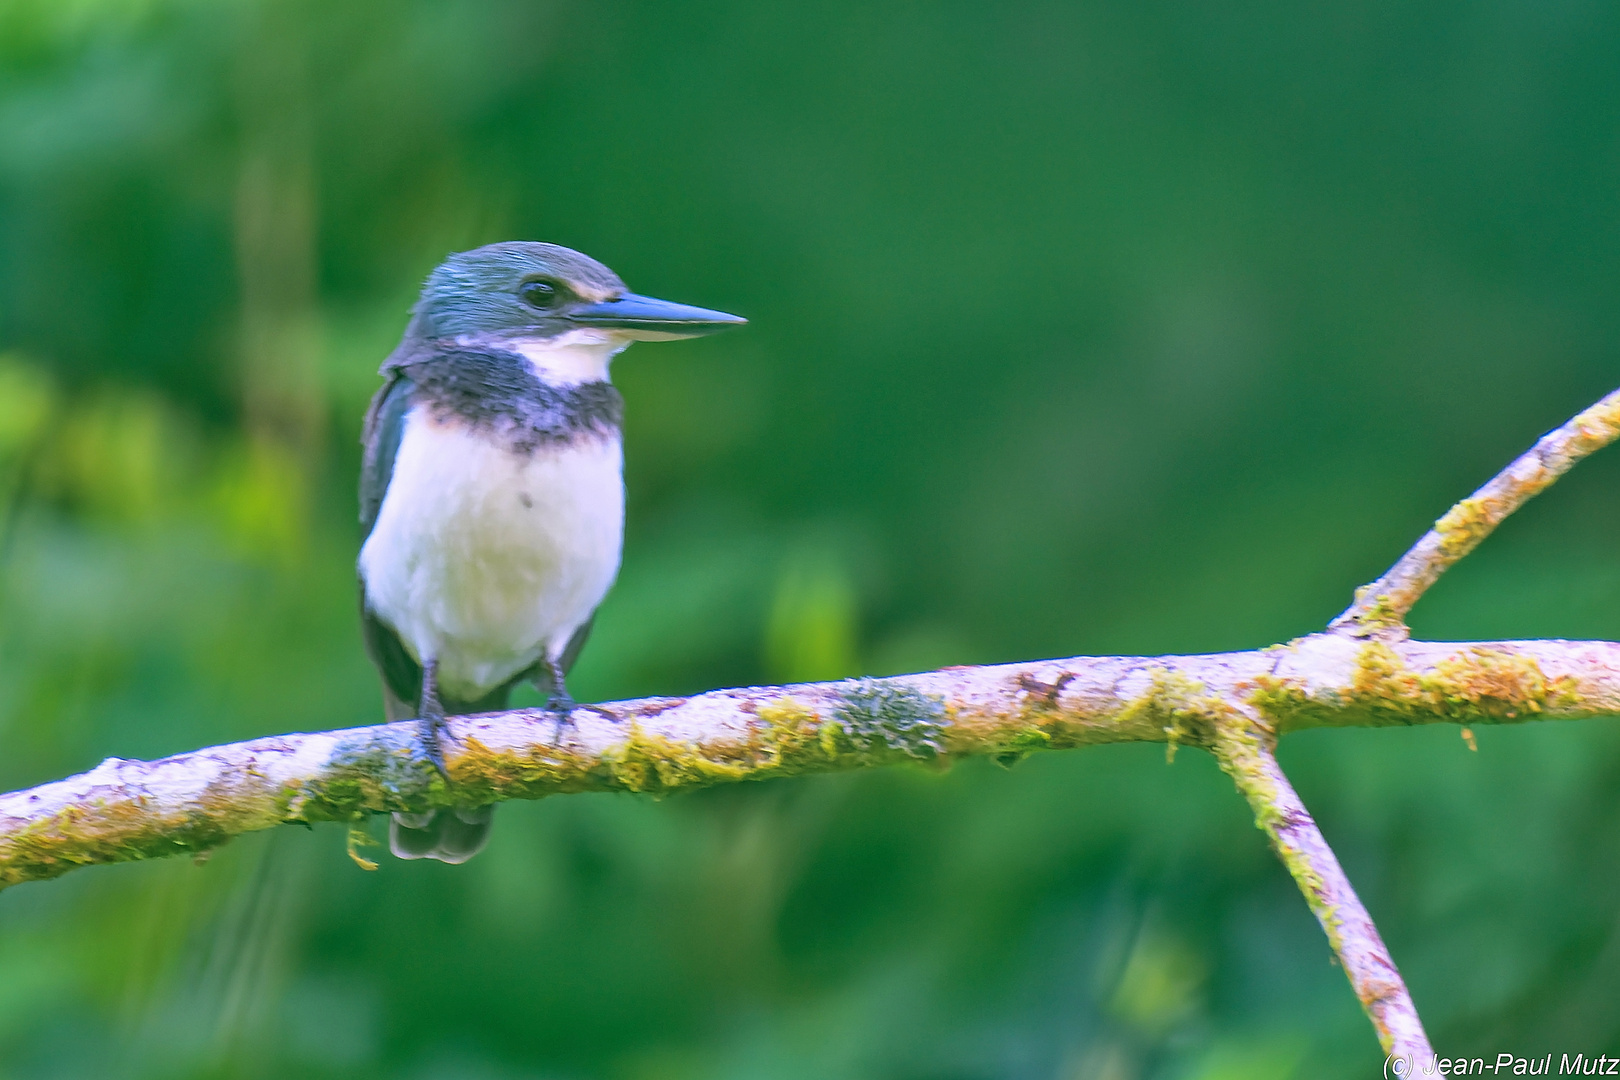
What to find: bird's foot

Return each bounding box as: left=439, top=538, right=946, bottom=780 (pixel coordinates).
left=415, top=657, right=451, bottom=781
left=544, top=689, right=577, bottom=742
left=418, top=713, right=451, bottom=781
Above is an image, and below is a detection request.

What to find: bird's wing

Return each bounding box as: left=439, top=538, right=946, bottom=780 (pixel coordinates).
left=559, top=613, right=595, bottom=675
left=359, top=370, right=415, bottom=537
left=358, top=371, right=424, bottom=712
left=360, top=591, right=423, bottom=717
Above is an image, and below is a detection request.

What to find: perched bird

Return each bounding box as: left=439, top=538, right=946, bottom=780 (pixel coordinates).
left=358, top=241, right=745, bottom=863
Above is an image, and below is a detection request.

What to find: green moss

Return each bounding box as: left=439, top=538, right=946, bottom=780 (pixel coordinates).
left=1004, top=722, right=1056, bottom=757
left=995, top=673, right=1072, bottom=759
left=1346, top=585, right=1406, bottom=631
left=434, top=740, right=574, bottom=803
left=444, top=696, right=850, bottom=803
left=346, top=823, right=380, bottom=871
left=1354, top=641, right=1574, bottom=724
left=755, top=698, right=824, bottom=765
left=1113, top=667, right=1242, bottom=751
left=1434, top=496, right=1496, bottom=560
left=1248, top=641, right=1580, bottom=734
left=0, top=786, right=266, bottom=889
left=832, top=678, right=947, bottom=760
left=598, top=697, right=870, bottom=795
left=1204, top=715, right=1345, bottom=957
left=1246, top=673, right=1308, bottom=730
left=1005, top=727, right=1054, bottom=752
left=602, top=723, right=755, bottom=793
left=1429, top=647, right=1579, bottom=717
left=817, top=718, right=843, bottom=759
left=292, top=730, right=441, bottom=822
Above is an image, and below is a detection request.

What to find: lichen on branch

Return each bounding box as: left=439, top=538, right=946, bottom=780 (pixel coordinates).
left=1210, top=713, right=1431, bottom=1059
left=6, top=635, right=1620, bottom=892
left=8, top=383, right=1620, bottom=1059
left=1334, top=385, right=1620, bottom=632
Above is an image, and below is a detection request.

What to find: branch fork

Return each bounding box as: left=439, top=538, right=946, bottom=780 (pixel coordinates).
left=7, top=386, right=1620, bottom=1057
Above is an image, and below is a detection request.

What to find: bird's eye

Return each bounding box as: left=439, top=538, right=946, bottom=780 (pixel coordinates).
left=520, top=279, right=561, bottom=309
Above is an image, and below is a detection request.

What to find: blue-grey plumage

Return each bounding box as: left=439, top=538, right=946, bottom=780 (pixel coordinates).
left=358, top=241, right=744, bottom=863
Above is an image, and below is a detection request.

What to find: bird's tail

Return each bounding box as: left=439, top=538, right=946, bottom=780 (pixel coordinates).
left=389, top=806, right=495, bottom=864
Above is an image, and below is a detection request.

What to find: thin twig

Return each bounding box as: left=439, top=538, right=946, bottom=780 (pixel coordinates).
left=1332, top=386, right=1620, bottom=633
left=1211, top=714, right=1432, bottom=1058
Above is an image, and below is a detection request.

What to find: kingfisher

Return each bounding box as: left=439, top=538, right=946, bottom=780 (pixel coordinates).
left=357, top=241, right=745, bottom=863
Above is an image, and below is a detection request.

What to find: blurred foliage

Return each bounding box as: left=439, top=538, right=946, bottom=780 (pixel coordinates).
left=2, top=0, right=1620, bottom=1076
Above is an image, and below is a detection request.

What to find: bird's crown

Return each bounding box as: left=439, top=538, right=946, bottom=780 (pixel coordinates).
left=412, top=241, right=626, bottom=340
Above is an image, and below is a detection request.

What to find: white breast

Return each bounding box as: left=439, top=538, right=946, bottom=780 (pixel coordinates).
left=358, top=409, right=625, bottom=702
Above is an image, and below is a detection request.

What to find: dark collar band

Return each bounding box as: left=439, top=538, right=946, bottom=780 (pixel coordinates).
left=400, top=346, right=623, bottom=453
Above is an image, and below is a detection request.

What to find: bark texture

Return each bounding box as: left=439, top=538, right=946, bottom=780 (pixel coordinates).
left=6, top=633, right=1618, bottom=892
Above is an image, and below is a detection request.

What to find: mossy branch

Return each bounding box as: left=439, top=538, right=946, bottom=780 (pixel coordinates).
left=6, top=637, right=1617, bottom=1050
left=3, top=637, right=1617, bottom=843
left=6, top=634, right=1616, bottom=897
left=8, top=388, right=1620, bottom=1056
left=1332, top=385, right=1620, bottom=634
left=1211, top=713, right=1431, bottom=1059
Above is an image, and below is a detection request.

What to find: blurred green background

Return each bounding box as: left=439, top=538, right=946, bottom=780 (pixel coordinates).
left=3, top=0, right=1620, bottom=1076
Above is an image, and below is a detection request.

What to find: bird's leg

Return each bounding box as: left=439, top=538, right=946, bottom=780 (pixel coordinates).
left=418, top=657, right=450, bottom=779
left=541, top=659, right=575, bottom=713
left=538, top=658, right=576, bottom=741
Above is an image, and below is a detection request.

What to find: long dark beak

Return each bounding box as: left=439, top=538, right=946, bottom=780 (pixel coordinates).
left=567, top=293, right=747, bottom=339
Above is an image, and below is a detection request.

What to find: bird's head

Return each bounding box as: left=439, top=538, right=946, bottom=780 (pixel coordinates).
left=410, top=241, right=745, bottom=346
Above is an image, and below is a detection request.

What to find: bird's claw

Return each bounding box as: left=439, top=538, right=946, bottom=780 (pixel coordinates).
left=418, top=714, right=451, bottom=781
left=544, top=692, right=576, bottom=742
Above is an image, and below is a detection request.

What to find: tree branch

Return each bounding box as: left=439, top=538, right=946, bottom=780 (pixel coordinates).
left=1212, top=712, right=1431, bottom=1059
left=6, top=634, right=1618, bottom=893
left=1332, top=386, right=1620, bottom=633
left=10, top=384, right=1620, bottom=1055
